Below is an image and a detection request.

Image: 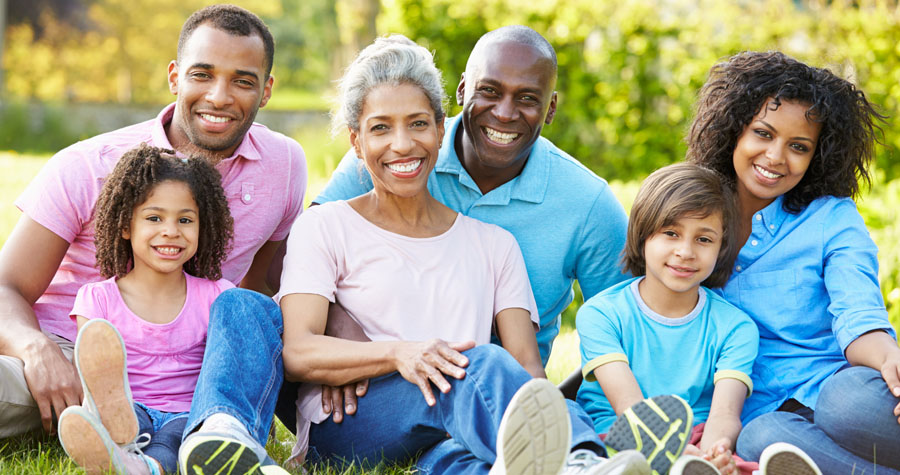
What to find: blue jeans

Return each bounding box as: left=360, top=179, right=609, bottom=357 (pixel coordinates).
left=737, top=366, right=900, bottom=475
left=134, top=403, right=187, bottom=474
left=306, top=344, right=604, bottom=474
left=184, top=288, right=284, bottom=448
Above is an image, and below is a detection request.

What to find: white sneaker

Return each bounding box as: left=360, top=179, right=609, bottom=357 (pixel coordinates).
left=759, top=442, right=821, bottom=475
left=670, top=454, right=720, bottom=475
left=490, top=378, right=571, bottom=475
left=561, top=449, right=650, bottom=475
left=58, top=405, right=157, bottom=475
left=178, top=413, right=289, bottom=475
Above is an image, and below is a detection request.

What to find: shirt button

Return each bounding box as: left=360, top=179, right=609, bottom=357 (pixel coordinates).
left=751, top=240, right=758, bottom=246
left=244, top=193, right=252, bottom=202
left=736, top=265, right=742, bottom=271
left=769, top=224, right=775, bottom=230
left=755, top=214, right=762, bottom=221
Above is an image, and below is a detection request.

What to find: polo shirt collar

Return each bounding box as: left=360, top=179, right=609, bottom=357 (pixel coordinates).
left=152, top=103, right=262, bottom=162
left=758, top=195, right=788, bottom=236
left=434, top=114, right=550, bottom=204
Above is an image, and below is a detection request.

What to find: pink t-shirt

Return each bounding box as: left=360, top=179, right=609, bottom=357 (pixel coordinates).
left=70, top=273, right=234, bottom=413
left=276, top=201, right=539, bottom=460
left=16, top=104, right=306, bottom=342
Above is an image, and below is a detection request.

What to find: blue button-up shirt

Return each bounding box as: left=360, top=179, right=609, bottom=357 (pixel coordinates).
left=316, top=114, right=629, bottom=364
left=717, top=195, right=892, bottom=422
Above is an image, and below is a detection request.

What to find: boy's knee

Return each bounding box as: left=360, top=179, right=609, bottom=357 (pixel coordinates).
left=210, top=288, right=282, bottom=330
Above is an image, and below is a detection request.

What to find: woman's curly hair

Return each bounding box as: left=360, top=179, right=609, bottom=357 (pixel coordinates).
left=94, top=143, right=234, bottom=279
left=687, top=51, right=886, bottom=212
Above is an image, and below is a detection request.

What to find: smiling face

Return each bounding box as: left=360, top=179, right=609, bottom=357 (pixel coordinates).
left=732, top=99, right=822, bottom=213
left=456, top=40, right=557, bottom=177
left=350, top=83, right=444, bottom=199
left=123, top=180, right=200, bottom=277
left=640, top=212, right=724, bottom=312
left=167, top=24, right=273, bottom=158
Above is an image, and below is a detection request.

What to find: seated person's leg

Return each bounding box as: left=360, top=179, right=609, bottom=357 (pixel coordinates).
left=815, top=366, right=900, bottom=469
left=180, top=288, right=286, bottom=474
left=0, top=333, right=74, bottom=438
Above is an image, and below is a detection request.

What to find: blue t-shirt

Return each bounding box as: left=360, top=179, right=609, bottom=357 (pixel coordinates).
left=316, top=114, right=629, bottom=364
left=717, top=195, right=893, bottom=423
left=576, top=278, right=758, bottom=433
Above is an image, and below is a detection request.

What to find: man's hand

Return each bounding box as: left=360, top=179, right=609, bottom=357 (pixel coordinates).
left=21, top=337, right=82, bottom=433
left=322, top=380, right=369, bottom=423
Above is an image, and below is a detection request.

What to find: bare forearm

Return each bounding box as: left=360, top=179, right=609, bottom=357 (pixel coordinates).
left=699, top=415, right=740, bottom=452
left=845, top=330, right=900, bottom=370
left=0, top=285, right=49, bottom=358
left=283, top=335, right=400, bottom=385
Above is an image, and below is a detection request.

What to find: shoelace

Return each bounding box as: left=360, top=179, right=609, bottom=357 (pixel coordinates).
left=122, top=432, right=161, bottom=475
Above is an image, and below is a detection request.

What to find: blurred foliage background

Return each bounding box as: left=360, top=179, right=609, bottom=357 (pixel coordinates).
left=2, top=0, right=900, bottom=326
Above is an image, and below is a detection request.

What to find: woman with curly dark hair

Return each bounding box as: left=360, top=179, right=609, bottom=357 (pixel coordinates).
left=56, top=143, right=235, bottom=475
left=688, top=51, right=900, bottom=473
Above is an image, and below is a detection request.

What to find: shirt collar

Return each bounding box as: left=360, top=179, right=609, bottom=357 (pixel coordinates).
left=757, top=195, right=788, bottom=236
left=151, top=103, right=262, bottom=162
left=433, top=114, right=549, bottom=204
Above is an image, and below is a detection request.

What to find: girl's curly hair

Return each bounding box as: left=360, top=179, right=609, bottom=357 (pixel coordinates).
left=687, top=51, right=886, bottom=212
left=94, top=143, right=234, bottom=279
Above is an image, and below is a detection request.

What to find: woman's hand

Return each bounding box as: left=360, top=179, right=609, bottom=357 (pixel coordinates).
left=882, top=351, right=900, bottom=424
left=393, top=339, right=475, bottom=406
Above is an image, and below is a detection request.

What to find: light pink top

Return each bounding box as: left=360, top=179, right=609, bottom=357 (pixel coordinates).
left=276, top=200, right=539, bottom=461
left=16, top=104, right=307, bottom=342
left=70, top=273, right=234, bottom=413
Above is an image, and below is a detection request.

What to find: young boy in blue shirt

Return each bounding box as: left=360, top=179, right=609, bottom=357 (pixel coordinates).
left=576, top=163, right=759, bottom=475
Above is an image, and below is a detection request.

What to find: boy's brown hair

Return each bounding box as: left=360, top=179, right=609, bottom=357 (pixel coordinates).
left=623, top=163, right=738, bottom=288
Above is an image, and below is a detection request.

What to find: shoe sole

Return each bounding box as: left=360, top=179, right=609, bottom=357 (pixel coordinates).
left=760, top=442, right=821, bottom=475
left=76, top=319, right=138, bottom=445
left=58, top=406, right=122, bottom=475
left=495, top=378, right=571, bottom=475
left=605, top=395, right=693, bottom=475
left=181, top=438, right=265, bottom=475
left=670, top=456, right=719, bottom=475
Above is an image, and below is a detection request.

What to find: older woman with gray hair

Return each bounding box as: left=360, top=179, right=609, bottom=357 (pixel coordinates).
left=177, top=35, right=648, bottom=475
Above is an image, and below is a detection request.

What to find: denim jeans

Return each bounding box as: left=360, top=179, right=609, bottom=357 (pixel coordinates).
left=134, top=403, right=187, bottom=474
left=305, top=344, right=604, bottom=474
left=736, top=366, right=900, bottom=475
left=184, top=288, right=284, bottom=448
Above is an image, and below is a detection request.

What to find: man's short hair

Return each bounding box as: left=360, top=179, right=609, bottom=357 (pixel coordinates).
left=177, top=4, right=275, bottom=78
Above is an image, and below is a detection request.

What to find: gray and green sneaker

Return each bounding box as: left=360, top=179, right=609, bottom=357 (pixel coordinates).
left=605, top=395, right=693, bottom=475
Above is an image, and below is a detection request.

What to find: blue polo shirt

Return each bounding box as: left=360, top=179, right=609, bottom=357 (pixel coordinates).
left=315, top=114, right=629, bottom=364
left=717, top=195, right=893, bottom=423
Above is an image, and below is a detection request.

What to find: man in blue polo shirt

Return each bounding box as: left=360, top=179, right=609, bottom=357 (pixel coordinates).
left=315, top=25, right=628, bottom=374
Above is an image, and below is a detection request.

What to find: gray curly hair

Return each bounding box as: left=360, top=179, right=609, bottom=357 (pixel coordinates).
left=333, top=34, right=446, bottom=134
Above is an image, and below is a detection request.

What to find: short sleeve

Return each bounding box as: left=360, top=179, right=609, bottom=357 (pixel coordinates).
left=69, top=283, right=109, bottom=322
left=575, top=298, right=628, bottom=382
left=16, top=144, right=101, bottom=243
left=314, top=149, right=373, bottom=204
left=574, top=189, right=629, bottom=300
left=276, top=207, right=341, bottom=303
left=270, top=139, right=308, bottom=241
left=713, top=305, right=759, bottom=394
left=491, top=229, right=539, bottom=325
left=823, top=200, right=894, bottom=349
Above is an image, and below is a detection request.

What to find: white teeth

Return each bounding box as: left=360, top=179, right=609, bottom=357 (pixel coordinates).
left=755, top=165, right=781, bottom=179
left=484, top=127, right=518, bottom=144
left=387, top=160, right=422, bottom=173
left=155, top=246, right=181, bottom=255
left=200, top=113, right=230, bottom=123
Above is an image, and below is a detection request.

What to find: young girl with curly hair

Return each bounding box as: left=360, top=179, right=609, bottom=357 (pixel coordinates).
left=56, top=143, right=234, bottom=475
left=688, top=51, right=900, bottom=474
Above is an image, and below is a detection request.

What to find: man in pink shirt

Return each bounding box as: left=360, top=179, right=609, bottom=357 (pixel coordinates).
left=0, top=4, right=306, bottom=438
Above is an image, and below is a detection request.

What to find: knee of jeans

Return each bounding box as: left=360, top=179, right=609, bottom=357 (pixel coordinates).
left=736, top=414, right=779, bottom=462
left=211, top=288, right=283, bottom=331
left=463, top=344, right=512, bottom=368
left=818, top=366, right=892, bottom=413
